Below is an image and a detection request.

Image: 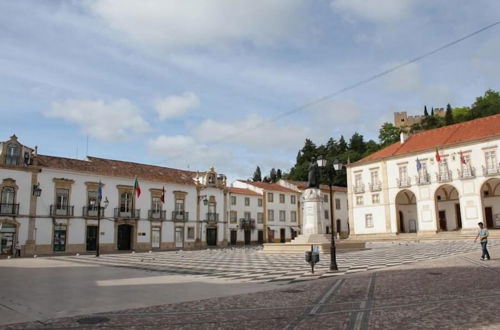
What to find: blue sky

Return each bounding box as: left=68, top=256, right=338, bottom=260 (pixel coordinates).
left=1, top=0, right=500, bottom=181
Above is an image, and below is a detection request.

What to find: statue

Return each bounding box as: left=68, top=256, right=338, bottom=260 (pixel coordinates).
left=308, top=157, right=320, bottom=189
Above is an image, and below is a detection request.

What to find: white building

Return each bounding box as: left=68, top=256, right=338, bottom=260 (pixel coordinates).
left=0, top=135, right=227, bottom=256
left=278, top=180, right=349, bottom=238
left=347, top=114, right=500, bottom=237
left=232, top=181, right=301, bottom=243
left=227, top=187, right=264, bottom=245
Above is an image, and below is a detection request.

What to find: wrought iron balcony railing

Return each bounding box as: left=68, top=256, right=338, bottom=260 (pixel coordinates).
left=149, top=209, right=166, bottom=220
left=172, top=210, right=189, bottom=221
left=50, top=205, right=74, bottom=217
left=436, top=170, right=453, bottom=183
left=397, top=177, right=411, bottom=188
left=82, top=206, right=104, bottom=218
left=240, top=218, right=256, bottom=230
left=114, top=208, right=140, bottom=219
left=416, top=172, right=431, bottom=185
left=0, top=203, right=19, bottom=216
left=353, top=183, right=365, bottom=194
left=206, top=212, right=219, bottom=223
left=368, top=181, right=382, bottom=192
left=458, top=167, right=476, bottom=179
left=483, top=165, right=500, bottom=176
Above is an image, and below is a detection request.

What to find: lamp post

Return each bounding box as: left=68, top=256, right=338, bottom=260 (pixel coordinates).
left=93, top=196, right=109, bottom=257
left=317, top=157, right=343, bottom=271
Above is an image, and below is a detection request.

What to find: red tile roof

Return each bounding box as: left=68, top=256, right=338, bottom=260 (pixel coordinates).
left=355, top=114, right=500, bottom=165
left=227, top=187, right=262, bottom=196
left=282, top=180, right=347, bottom=193
left=37, top=155, right=198, bottom=185
left=243, top=181, right=299, bottom=193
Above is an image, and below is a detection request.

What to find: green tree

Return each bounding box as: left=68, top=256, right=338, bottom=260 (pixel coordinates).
left=338, top=136, right=347, bottom=153
left=424, top=105, right=429, bottom=117
left=252, top=166, right=262, bottom=182
left=269, top=168, right=277, bottom=183
left=452, top=106, right=470, bottom=123
left=470, top=89, right=500, bottom=119
left=378, top=122, right=401, bottom=146
left=364, top=140, right=380, bottom=157
left=445, top=103, right=453, bottom=125
left=276, top=169, right=282, bottom=180
left=349, top=133, right=366, bottom=154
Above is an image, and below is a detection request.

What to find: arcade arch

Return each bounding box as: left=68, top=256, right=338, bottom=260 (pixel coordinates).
left=395, top=190, right=418, bottom=233
left=435, top=184, right=462, bottom=231
left=480, top=178, right=500, bottom=229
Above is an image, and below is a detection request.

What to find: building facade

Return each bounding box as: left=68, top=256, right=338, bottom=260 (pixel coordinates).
left=227, top=187, right=264, bottom=245
left=347, top=115, right=500, bottom=237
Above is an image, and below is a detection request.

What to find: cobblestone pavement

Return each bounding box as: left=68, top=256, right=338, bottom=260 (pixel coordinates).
left=57, top=240, right=499, bottom=284
left=6, top=245, right=500, bottom=329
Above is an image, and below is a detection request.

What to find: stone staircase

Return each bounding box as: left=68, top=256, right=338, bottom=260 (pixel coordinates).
left=260, top=234, right=366, bottom=254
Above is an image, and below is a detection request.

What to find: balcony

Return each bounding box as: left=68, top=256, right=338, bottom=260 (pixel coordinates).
left=50, top=205, right=74, bottom=217
left=0, top=203, right=19, bottom=216
left=483, top=165, right=500, bottom=176
left=240, top=218, right=256, bottom=230
left=82, top=206, right=104, bottom=218
left=436, top=170, right=453, bottom=183
left=397, top=177, right=411, bottom=188
left=368, top=181, right=382, bottom=192
left=458, top=167, right=476, bottom=180
left=148, top=209, right=166, bottom=221
left=172, top=210, right=189, bottom=222
left=114, top=208, right=140, bottom=219
left=206, top=212, right=219, bottom=224
left=353, top=183, right=365, bottom=194
left=416, top=172, right=431, bottom=185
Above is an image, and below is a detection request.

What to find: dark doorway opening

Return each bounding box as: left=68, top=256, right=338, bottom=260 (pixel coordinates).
left=438, top=211, right=447, bottom=231
left=258, top=230, right=264, bottom=244
left=206, top=228, right=217, bottom=246
left=117, top=224, right=132, bottom=250
left=280, top=228, right=286, bottom=243
left=244, top=230, right=251, bottom=245
left=336, top=219, right=341, bottom=234
left=485, top=207, right=494, bottom=228
left=230, top=230, right=237, bottom=245
left=86, top=226, right=97, bottom=251
left=399, top=211, right=405, bottom=233
left=455, top=204, right=462, bottom=229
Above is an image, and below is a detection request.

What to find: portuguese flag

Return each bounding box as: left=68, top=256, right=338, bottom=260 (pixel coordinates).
left=133, top=176, right=141, bottom=198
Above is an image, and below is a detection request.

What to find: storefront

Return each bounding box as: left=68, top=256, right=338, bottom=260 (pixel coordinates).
left=0, top=222, right=16, bottom=255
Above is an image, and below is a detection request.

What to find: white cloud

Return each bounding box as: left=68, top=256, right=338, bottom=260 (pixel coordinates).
left=192, top=114, right=310, bottom=151
left=331, top=0, right=415, bottom=23
left=47, top=99, right=149, bottom=141
left=88, top=0, right=306, bottom=50
left=154, top=92, right=199, bottom=121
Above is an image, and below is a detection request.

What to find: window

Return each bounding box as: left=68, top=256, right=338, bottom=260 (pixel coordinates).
left=120, top=192, right=131, bottom=212
left=399, top=166, right=408, bottom=180
left=323, top=194, right=328, bottom=203
left=258, top=198, right=263, bottom=207
left=355, top=173, right=362, bottom=186
left=485, top=150, right=497, bottom=169
left=257, top=212, right=264, bottom=223
left=370, top=170, right=379, bottom=184
left=267, top=193, right=274, bottom=203
left=230, top=210, right=237, bottom=223
left=324, top=210, right=329, bottom=219
left=5, top=144, right=19, bottom=165
left=291, top=195, right=296, bottom=204
left=290, top=211, right=297, bottom=222
left=279, top=194, right=285, bottom=203
left=279, top=210, right=286, bottom=222
left=151, top=196, right=162, bottom=212
left=187, top=227, right=195, bottom=239
left=244, top=211, right=251, bottom=220
left=335, top=198, right=341, bottom=210
left=439, top=159, right=449, bottom=175
left=1, top=187, right=15, bottom=214
left=244, top=197, right=250, bottom=206
left=356, top=196, right=364, bottom=206
left=268, top=209, right=274, bottom=221
left=56, top=189, right=69, bottom=210
left=365, top=214, right=373, bottom=228
left=461, top=154, right=472, bottom=175
left=175, top=198, right=185, bottom=212
left=372, top=194, right=380, bottom=204
left=87, top=190, right=97, bottom=209
left=231, top=196, right=237, bottom=205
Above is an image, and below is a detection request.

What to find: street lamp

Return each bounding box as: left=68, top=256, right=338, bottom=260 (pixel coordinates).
left=92, top=196, right=109, bottom=257
left=317, top=156, right=343, bottom=271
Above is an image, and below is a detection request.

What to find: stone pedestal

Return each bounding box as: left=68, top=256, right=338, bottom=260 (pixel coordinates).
left=302, top=188, right=324, bottom=235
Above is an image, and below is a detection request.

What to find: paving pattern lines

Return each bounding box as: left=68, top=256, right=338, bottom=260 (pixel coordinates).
left=56, top=240, right=498, bottom=284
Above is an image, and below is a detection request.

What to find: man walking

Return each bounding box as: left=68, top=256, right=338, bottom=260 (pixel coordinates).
left=474, top=222, right=490, bottom=260
left=14, top=241, right=21, bottom=258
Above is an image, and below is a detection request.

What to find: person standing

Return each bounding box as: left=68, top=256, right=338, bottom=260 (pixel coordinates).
left=474, top=222, right=490, bottom=260
left=15, top=241, right=21, bottom=258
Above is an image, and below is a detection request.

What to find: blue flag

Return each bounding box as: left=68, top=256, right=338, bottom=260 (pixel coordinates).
left=416, top=158, right=422, bottom=172
left=97, top=181, right=102, bottom=202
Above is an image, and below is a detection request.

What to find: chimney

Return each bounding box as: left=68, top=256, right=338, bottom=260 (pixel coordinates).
left=400, top=132, right=407, bottom=144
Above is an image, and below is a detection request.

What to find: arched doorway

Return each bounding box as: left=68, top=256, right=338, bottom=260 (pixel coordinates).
left=435, top=184, right=461, bottom=231
left=480, top=178, right=500, bottom=229
left=395, top=190, right=418, bottom=233
left=117, top=224, right=132, bottom=250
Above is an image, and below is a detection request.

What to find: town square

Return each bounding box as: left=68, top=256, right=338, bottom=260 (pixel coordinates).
left=1, top=1, right=500, bottom=329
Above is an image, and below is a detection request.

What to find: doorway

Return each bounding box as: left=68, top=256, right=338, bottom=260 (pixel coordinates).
left=230, top=230, right=237, bottom=245
left=438, top=211, right=447, bottom=231
left=280, top=228, right=286, bottom=243
left=175, top=227, right=184, bottom=248
left=117, top=224, right=132, bottom=250
left=0, top=223, right=16, bottom=255
left=455, top=204, right=462, bottom=229
left=399, top=211, right=405, bottom=233
left=244, top=230, right=251, bottom=245
left=485, top=207, right=493, bottom=228
left=206, top=228, right=217, bottom=246
left=336, top=219, right=341, bottom=234
left=86, top=226, right=97, bottom=251
left=53, top=224, right=67, bottom=252
left=258, top=230, right=263, bottom=244
left=151, top=227, right=160, bottom=249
